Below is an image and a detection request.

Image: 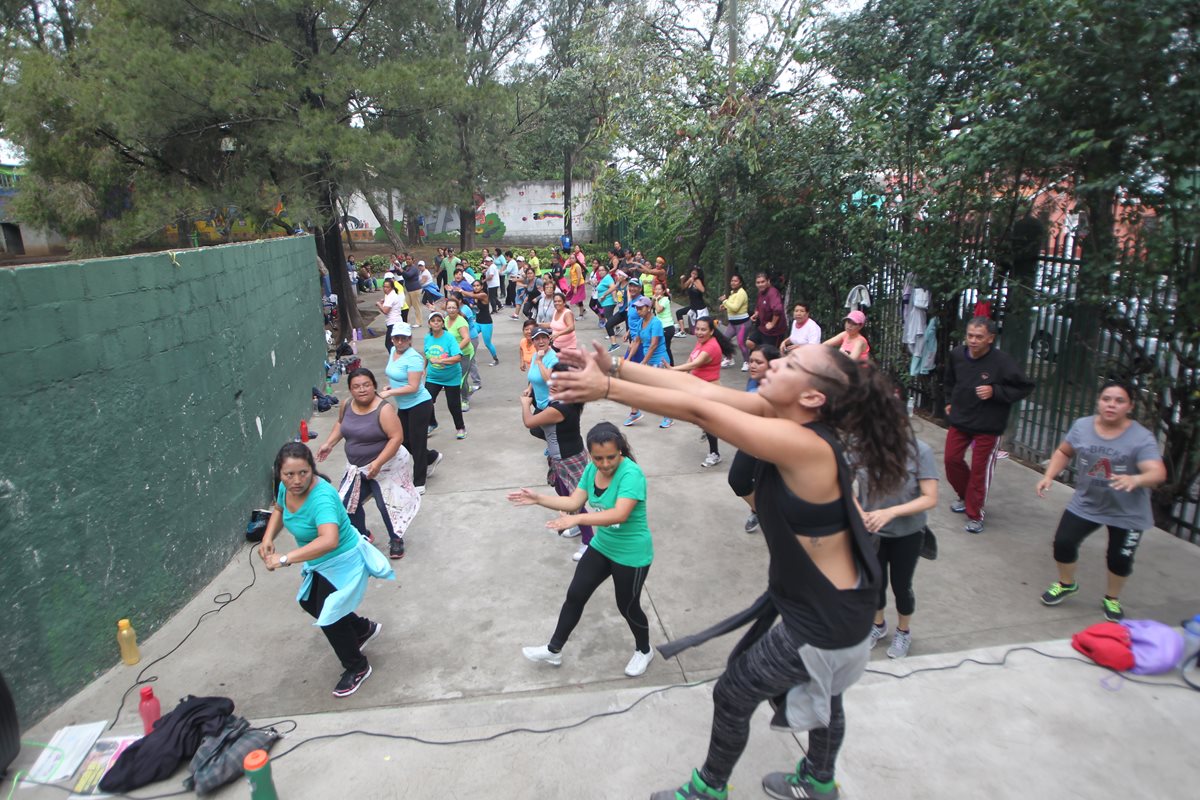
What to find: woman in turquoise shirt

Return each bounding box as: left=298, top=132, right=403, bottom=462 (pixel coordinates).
left=258, top=442, right=394, bottom=697
left=508, top=423, right=656, bottom=679
left=422, top=310, right=467, bottom=439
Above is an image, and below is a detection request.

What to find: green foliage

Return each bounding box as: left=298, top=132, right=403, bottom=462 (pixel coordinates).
left=374, top=220, right=405, bottom=244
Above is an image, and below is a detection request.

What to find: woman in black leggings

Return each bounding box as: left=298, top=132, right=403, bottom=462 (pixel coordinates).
left=508, top=423, right=657, bottom=679
left=553, top=343, right=911, bottom=800
left=859, top=438, right=939, bottom=659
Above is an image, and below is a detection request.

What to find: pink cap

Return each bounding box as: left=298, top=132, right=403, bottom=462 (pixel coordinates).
left=845, top=309, right=867, bottom=325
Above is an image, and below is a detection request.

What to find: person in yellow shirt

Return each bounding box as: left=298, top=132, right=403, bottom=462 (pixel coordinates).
left=718, top=273, right=751, bottom=370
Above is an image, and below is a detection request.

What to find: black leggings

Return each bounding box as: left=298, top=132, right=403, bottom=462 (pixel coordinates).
left=728, top=450, right=757, bottom=498
left=705, top=433, right=719, bottom=456
left=701, top=624, right=845, bottom=789
left=875, top=531, right=923, bottom=616
left=298, top=572, right=371, bottom=672
left=347, top=475, right=397, bottom=542
left=426, top=383, right=465, bottom=430
left=663, top=324, right=676, bottom=366
left=395, top=399, right=437, bottom=487
left=1052, top=509, right=1143, bottom=577
left=605, top=309, right=628, bottom=338
left=549, top=546, right=651, bottom=653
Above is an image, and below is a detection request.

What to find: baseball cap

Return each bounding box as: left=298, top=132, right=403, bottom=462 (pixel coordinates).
left=516, top=255, right=525, bottom=262
left=391, top=322, right=413, bottom=337
left=845, top=310, right=867, bottom=325
left=428, top=310, right=446, bottom=320
left=633, top=295, right=653, bottom=308
left=531, top=327, right=552, bottom=339
left=417, top=260, right=426, bottom=266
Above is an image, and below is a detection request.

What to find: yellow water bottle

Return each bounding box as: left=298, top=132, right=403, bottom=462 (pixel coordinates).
left=117, top=619, right=140, bottom=665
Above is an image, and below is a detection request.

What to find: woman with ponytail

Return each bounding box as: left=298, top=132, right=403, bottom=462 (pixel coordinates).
left=671, top=317, right=737, bottom=467
left=551, top=343, right=911, bottom=800
left=507, top=422, right=657, bottom=679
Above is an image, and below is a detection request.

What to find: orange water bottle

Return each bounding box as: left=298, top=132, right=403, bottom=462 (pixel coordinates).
left=117, top=619, right=140, bottom=665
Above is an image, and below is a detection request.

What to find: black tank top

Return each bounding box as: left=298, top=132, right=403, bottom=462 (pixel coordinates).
left=754, top=422, right=881, bottom=648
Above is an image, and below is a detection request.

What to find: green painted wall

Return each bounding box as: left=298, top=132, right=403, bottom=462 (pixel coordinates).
left=0, top=236, right=324, bottom=726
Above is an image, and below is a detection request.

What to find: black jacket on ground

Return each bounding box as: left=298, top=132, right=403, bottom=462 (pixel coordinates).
left=943, top=345, right=1035, bottom=435
left=99, top=695, right=234, bottom=792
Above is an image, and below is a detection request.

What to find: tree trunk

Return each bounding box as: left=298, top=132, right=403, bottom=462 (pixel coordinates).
left=362, top=188, right=404, bottom=251
left=458, top=206, right=476, bottom=252
left=686, top=201, right=721, bottom=271
left=563, top=150, right=574, bottom=243
left=317, top=181, right=361, bottom=342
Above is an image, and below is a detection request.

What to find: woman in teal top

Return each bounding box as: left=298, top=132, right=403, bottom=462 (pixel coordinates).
left=258, top=442, right=394, bottom=698
left=422, top=310, right=467, bottom=438
left=508, top=422, right=656, bottom=678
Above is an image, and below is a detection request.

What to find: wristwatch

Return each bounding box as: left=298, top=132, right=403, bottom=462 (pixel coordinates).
left=278, top=554, right=290, bottom=566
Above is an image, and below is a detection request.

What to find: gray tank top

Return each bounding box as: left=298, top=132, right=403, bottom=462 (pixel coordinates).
left=341, top=402, right=388, bottom=466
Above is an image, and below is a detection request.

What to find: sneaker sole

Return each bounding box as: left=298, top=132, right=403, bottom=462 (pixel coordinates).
left=332, top=664, right=372, bottom=697
left=523, top=652, right=562, bottom=667
left=950, top=504, right=966, bottom=513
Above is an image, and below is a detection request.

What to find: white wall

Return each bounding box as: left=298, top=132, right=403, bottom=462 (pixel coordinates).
left=346, top=180, right=596, bottom=245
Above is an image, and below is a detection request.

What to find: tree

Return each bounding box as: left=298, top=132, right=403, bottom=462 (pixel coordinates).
left=2, top=0, right=444, bottom=338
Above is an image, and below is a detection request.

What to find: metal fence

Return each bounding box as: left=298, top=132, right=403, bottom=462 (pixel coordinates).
left=791, top=225, right=1199, bottom=543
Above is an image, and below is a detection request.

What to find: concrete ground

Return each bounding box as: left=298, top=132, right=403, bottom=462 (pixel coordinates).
left=9, top=297, right=1200, bottom=799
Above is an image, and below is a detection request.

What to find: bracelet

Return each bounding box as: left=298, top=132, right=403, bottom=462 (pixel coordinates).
left=605, top=376, right=611, bottom=399
left=610, top=355, right=620, bottom=377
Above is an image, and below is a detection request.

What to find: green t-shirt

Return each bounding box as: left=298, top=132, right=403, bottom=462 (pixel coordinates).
left=446, top=314, right=475, bottom=358
left=276, top=479, right=358, bottom=566
left=654, top=295, right=674, bottom=329
left=581, top=457, right=652, bottom=567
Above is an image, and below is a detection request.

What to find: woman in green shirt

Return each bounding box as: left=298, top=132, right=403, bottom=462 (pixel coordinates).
left=508, top=422, right=656, bottom=678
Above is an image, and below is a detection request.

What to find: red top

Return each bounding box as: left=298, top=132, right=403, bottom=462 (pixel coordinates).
left=690, top=338, right=723, bottom=383
left=756, top=286, right=785, bottom=336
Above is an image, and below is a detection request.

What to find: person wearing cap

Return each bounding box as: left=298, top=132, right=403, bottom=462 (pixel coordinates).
left=380, top=323, right=442, bottom=496
left=824, top=309, right=870, bottom=362
left=527, top=327, right=560, bottom=410
left=422, top=310, right=467, bottom=440
left=622, top=295, right=672, bottom=429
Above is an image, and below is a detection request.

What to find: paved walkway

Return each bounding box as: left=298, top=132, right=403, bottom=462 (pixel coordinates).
left=10, top=301, right=1200, bottom=798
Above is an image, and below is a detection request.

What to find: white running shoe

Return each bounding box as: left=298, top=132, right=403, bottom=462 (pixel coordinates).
left=426, top=451, right=444, bottom=478
left=560, top=526, right=582, bottom=538
left=624, top=649, right=654, bottom=677
left=721, top=357, right=734, bottom=368
left=701, top=452, right=723, bottom=468
left=573, top=545, right=588, bottom=561
left=741, top=362, right=749, bottom=372
left=522, top=645, right=562, bottom=666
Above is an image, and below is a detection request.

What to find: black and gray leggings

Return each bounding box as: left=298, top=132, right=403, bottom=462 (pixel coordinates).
left=1052, top=509, right=1143, bottom=577
left=701, top=624, right=845, bottom=790
left=549, top=546, right=651, bottom=653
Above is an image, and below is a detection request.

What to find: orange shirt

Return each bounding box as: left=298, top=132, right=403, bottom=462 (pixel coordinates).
left=520, top=337, right=537, bottom=369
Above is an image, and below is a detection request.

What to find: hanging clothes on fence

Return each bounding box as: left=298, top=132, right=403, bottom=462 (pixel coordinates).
left=844, top=284, right=872, bottom=310
left=910, top=317, right=939, bottom=376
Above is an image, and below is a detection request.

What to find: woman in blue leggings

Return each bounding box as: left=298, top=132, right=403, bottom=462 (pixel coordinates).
left=469, top=280, right=500, bottom=365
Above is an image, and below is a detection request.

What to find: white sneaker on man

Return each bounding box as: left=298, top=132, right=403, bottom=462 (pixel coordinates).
left=624, top=649, right=654, bottom=677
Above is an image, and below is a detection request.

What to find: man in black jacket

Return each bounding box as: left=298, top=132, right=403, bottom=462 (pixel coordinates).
left=943, top=317, right=1035, bottom=533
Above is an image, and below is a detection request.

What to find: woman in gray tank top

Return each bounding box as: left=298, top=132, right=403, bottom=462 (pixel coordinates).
left=316, top=368, right=421, bottom=560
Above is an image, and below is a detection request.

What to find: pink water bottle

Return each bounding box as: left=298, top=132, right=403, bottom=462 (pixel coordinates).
left=138, top=686, right=161, bottom=734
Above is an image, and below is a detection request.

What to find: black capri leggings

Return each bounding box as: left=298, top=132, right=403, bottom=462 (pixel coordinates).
left=395, top=399, right=438, bottom=488
left=426, top=383, right=465, bottom=431
left=662, top=324, right=676, bottom=366
left=874, top=531, right=923, bottom=616
left=700, top=623, right=846, bottom=789
left=549, top=546, right=651, bottom=654
left=299, top=573, right=371, bottom=672
left=605, top=309, right=628, bottom=338
left=1052, top=509, right=1143, bottom=577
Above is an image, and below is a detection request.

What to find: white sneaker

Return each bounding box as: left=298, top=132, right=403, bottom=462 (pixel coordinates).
left=887, top=629, right=912, bottom=659
left=522, top=645, right=562, bottom=666
left=740, top=362, right=749, bottom=372
left=573, top=545, right=588, bottom=561
left=426, top=451, right=444, bottom=478
left=701, top=452, right=722, bottom=468
left=720, top=357, right=734, bottom=368
left=416, top=485, right=426, bottom=496
left=624, top=649, right=654, bottom=677
left=560, top=526, right=582, bottom=538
